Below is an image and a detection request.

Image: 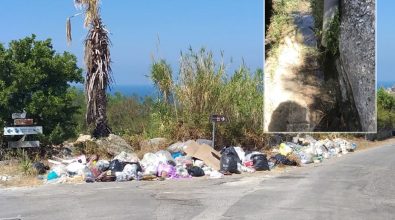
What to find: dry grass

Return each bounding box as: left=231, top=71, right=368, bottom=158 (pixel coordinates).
left=351, top=137, right=395, bottom=151
left=0, top=161, right=43, bottom=188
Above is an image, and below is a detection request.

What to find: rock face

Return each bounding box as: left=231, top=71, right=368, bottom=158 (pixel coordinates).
left=95, top=134, right=134, bottom=155
left=338, top=0, right=376, bottom=131
left=140, top=138, right=169, bottom=151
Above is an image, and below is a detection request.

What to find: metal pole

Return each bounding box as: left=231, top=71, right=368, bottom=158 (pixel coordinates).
left=212, top=121, right=215, bottom=148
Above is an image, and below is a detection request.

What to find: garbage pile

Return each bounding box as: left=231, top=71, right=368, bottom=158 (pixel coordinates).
left=42, top=140, right=273, bottom=184
left=275, top=135, right=357, bottom=165
left=41, top=136, right=356, bottom=184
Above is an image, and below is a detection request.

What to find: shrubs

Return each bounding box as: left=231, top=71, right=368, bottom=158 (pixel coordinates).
left=149, top=48, right=263, bottom=148
left=377, top=88, right=395, bottom=130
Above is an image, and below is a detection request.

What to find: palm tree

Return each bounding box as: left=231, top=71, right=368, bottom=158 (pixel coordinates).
left=67, top=0, right=112, bottom=138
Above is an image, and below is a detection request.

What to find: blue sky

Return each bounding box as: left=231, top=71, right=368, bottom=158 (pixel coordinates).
left=0, top=0, right=263, bottom=85
left=0, top=1, right=393, bottom=84
left=377, top=0, right=394, bottom=82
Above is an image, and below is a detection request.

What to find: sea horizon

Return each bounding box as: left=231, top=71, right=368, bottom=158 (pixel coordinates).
left=71, top=84, right=155, bottom=97
left=71, top=81, right=395, bottom=97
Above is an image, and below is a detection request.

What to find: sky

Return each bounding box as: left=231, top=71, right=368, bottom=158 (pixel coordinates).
left=377, top=0, right=394, bottom=82
left=0, top=0, right=263, bottom=86
left=0, top=1, right=393, bottom=84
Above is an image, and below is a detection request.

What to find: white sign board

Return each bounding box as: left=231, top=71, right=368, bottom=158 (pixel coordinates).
left=8, top=141, right=40, bottom=148
left=3, top=126, right=43, bottom=135
left=12, top=112, right=27, bottom=119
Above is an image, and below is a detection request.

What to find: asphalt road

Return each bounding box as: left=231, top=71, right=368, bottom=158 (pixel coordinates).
left=1, top=144, right=395, bottom=220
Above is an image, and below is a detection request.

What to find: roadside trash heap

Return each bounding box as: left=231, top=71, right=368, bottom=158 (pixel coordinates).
left=275, top=135, right=357, bottom=165
left=42, top=140, right=273, bottom=184
left=40, top=135, right=356, bottom=184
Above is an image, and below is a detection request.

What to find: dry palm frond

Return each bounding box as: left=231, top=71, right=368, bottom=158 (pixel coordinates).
left=66, top=17, right=72, bottom=45
left=66, top=12, right=83, bottom=45
left=84, top=17, right=112, bottom=125
left=73, top=0, right=100, bottom=28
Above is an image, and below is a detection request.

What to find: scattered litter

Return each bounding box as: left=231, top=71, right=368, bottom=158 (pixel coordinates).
left=184, top=141, right=221, bottom=171
left=37, top=136, right=356, bottom=185
left=187, top=166, right=205, bottom=177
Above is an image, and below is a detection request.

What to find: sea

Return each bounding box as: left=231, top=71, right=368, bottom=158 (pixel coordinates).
left=71, top=81, right=394, bottom=97
left=378, top=81, right=395, bottom=89
left=72, top=84, right=155, bottom=97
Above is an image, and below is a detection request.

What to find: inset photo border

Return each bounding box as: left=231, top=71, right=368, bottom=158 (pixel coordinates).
left=263, top=0, right=377, bottom=133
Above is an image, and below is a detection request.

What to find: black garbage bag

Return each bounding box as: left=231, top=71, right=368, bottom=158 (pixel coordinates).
left=32, top=162, right=49, bottom=175
left=187, top=166, right=205, bottom=177
left=252, top=154, right=270, bottom=171
left=109, top=159, right=124, bottom=172
left=273, top=154, right=297, bottom=166
left=220, top=147, right=241, bottom=173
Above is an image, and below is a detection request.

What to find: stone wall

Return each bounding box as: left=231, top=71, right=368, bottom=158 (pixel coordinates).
left=338, top=0, right=376, bottom=131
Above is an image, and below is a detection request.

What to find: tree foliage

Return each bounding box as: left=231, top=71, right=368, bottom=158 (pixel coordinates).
left=0, top=35, right=83, bottom=145
left=377, top=88, right=395, bottom=129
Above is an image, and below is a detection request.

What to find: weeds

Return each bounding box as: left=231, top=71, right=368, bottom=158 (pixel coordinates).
left=325, top=10, right=340, bottom=56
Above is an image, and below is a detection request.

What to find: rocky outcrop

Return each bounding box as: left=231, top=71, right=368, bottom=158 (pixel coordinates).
left=338, top=0, right=376, bottom=131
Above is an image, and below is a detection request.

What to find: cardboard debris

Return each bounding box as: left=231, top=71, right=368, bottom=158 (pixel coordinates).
left=184, top=141, right=221, bottom=171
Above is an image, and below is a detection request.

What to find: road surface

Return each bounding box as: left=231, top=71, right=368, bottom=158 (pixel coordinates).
left=1, top=144, right=395, bottom=220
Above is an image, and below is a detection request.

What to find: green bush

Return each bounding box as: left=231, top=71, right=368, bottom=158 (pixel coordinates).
left=310, top=0, right=324, bottom=38
left=326, top=10, right=340, bottom=55
left=377, top=88, right=395, bottom=129
left=0, top=35, right=84, bottom=145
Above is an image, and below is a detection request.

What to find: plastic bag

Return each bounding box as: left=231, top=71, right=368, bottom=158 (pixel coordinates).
left=252, top=154, right=270, bottom=171
left=32, top=162, right=49, bottom=175
left=155, top=150, right=174, bottom=164
left=176, top=165, right=191, bottom=178
left=175, top=156, right=193, bottom=168
left=237, top=163, right=255, bottom=173
left=220, top=147, right=240, bottom=173
left=171, top=152, right=183, bottom=159
left=297, top=151, right=313, bottom=164
left=245, top=151, right=263, bottom=161
left=115, top=164, right=141, bottom=181
left=187, top=166, right=205, bottom=177
left=209, top=170, right=223, bottom=179
left=157, top=162, right=177, bottom=178
left=51, top=164, right=66, bottom=177
left=109, top=159, right=124, bottom=172
left=193, top=159, right=205, bottom=168
left=96, top=160, right=110, bottom=172
left=273, top=154, right=297, bottom=166
left=82, top=166, right=95, bottom=183
left=114, top=151, right=139, bottom=163
left=66, top=162, right=85, bottom=175
left=233, top=147, right=246, bottom=163
left=279, top=143, right=293, bottom=156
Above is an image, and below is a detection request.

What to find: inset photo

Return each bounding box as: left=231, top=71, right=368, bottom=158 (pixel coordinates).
left=264, top=0, right=376, bottom=132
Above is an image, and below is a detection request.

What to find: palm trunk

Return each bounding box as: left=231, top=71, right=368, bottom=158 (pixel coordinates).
left=91, top=85, right=111, bottom=138
left=84, top=17, right=112, bottom=138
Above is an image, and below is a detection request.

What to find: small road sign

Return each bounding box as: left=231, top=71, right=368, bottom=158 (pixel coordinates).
left=4, top=126, right=43, bottom=135
left=210, top=115, right=227, bottom=122
left=210, top=114, right=227, bottom=148
left=14, top=118, right=34, bottom=126
left=12, top=112, right=27, bottom=119
left=8, top=141, right=40, bottom=148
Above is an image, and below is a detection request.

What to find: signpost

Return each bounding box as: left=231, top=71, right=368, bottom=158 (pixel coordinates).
left=14, top=118, right=33, bottom=126
left=8, top=141, right=40, bottom=148
left=12, top=112, right=26, bottom=119
left=210, top=114, right=227, bottom=148
left=3, top=112, right=41, bottom=148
